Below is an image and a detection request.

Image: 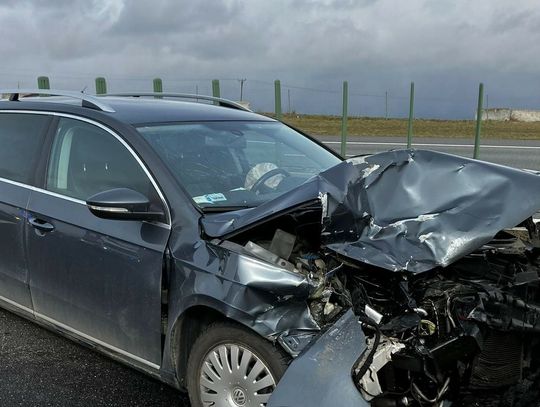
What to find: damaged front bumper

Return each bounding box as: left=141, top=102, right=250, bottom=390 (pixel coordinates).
left=268, top=310, right=370, bottom=407
left=187, top=149, right=540, bottom=406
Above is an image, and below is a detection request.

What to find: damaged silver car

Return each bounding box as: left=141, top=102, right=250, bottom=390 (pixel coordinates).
left=1, top=90, right=539, bottom=407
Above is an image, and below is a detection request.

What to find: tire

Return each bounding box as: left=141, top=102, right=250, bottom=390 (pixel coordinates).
left=186, top=321, right=290, bottom=407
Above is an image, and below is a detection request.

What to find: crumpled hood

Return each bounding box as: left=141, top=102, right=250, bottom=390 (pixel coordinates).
left=202, top=149, right=540, bottom=273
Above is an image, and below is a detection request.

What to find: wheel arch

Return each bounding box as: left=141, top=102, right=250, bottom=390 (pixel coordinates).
left=171, top=302, right=276, bottom=387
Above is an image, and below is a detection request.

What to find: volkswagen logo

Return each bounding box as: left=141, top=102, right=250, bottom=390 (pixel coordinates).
left=232, top=387, right=247, bottom=406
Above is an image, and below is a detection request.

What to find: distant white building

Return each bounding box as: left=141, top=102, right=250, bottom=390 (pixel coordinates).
left=480, top=108, right=540, bottom=122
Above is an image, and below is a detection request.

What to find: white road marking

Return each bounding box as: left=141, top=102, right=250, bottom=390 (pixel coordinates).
left=322, top=141, right=540, bottom=150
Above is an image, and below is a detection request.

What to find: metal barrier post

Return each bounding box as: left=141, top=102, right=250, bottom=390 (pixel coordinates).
left=341, top=81, right=349, bottom=157
left=274, top=80, right=282, bottom=120
left=95, top=77, right=107, bottom=94
left=407, top=82, right=414, bottom=148
left=473, top=83, right=484, bottom=159
left=37, top=76, right=50, bottom=96
left=385, top=91, right=388, bottom=119
left=212, top=79, right=220, bottom=98
left=153, top=78, right=163, bottom=98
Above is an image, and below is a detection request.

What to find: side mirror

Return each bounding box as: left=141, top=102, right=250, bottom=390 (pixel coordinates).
left=86, top=188, right=165, bottom=222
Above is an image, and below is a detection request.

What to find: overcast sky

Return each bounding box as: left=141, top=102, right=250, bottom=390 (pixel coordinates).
left=1, top=0, right=539, bottom=118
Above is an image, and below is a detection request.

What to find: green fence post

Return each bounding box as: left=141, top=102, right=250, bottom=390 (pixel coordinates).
left=473, top=83, right=484, bottom=159
left=95, top=77, right=107, bottom=95
left=385, top=91, right=388, bottom=119
left=37, top=76, right=50, bottom=89
left=274, top=80, right=282, bottom=120
left=341, top=81, right=349, bottom=157
left=212, top=79, right=221, bottom=105
left=153, top=78, right=163, bottom=98
left=407, top=82, right=415, bottom=148
left=212, top=79, right=221, bottom=98
left=37, top=76, right=50, bottom=95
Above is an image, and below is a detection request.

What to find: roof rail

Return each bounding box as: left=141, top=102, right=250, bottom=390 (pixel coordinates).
left=103, top=92, right=251, bottom=112
left=0, top=89, right=115, bottom=113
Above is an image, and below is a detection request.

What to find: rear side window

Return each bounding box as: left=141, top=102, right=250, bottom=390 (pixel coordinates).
left=46, top=117, right=156, bottom=202
left=0, top=113, right=50, bottom=184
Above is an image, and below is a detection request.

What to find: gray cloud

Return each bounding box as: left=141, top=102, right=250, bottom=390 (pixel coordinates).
left=0, top=0, right=539, bottom=118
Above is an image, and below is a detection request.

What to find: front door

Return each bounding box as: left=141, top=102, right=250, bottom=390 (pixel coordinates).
left=26, top=116, right=170, bottom=367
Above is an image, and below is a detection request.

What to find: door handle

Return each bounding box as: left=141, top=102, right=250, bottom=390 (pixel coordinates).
left=28, top=216, right=55, bottom=233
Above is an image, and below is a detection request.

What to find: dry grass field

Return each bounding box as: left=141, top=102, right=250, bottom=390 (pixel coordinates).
left=274, top=114, right=540, bottom=140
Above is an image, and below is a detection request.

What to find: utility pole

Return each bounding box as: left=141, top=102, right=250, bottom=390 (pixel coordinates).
left=238, top=78, right=246, bottom=101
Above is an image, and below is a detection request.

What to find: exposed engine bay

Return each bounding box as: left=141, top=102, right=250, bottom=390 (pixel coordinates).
left=201, top=150, right=540, bottom=406
left=220, top=210, right=540, bottom=406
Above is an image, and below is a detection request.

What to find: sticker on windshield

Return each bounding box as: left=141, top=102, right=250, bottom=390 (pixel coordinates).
left=206, top=193, right=227, bottom=202
left=193, top=196, right=211, bottom=204
left=193, top=193, right=227, bottom=204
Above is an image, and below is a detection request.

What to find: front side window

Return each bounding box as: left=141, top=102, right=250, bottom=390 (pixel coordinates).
left=0, top=113, right=50, bottom=184
left=47, top=117, right=156, bottom=202
left=137, top=121, right=340, bottom=210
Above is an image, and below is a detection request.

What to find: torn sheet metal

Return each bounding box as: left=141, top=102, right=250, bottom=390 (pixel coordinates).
left=164, top=231, right=321, bottom=349
left=267, top=309, right=369, bottom=407
left=203, top=149, right=540, bottom=273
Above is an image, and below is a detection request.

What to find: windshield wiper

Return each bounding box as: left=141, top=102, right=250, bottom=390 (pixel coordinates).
left=200, top=205, right=256, bottom=213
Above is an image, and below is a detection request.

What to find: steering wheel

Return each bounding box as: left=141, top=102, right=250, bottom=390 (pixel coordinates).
left=250, top=167, right=290, bottom=194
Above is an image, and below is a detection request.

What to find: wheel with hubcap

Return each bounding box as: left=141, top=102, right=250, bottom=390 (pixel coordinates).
left=186, top=322, right=290, bottom=407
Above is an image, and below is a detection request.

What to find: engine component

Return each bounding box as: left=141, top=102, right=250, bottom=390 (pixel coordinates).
left=225, top=201, right=540, bottom=406
left=365, top=304, right=383, bottom=324
left=243, top=241, right=295, bottom=272
left=269, top=229, right=296, bottom=260
left=357, top=337, right=405, bottom=400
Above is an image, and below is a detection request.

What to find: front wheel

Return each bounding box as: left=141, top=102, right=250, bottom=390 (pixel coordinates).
left=186, top=322, right=290, bottom=407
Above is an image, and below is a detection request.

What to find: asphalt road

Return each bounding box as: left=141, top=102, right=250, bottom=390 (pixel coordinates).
left=0, top=309, right=188, bottom=406
left=316, top=135, right=540, bottom=170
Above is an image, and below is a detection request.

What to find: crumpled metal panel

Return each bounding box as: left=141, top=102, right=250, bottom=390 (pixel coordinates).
left=161, top=233, right=324, bottom=384
left=267, top=309, right=369, bottom=407
left=166, top=231, right=320, bottom=339
left=203, top=149, right=540, bottom=273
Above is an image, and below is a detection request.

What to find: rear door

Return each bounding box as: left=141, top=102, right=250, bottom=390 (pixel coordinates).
left=26, top=116, right=170, bottom=368
left=0, top=112, right=51, bottom=312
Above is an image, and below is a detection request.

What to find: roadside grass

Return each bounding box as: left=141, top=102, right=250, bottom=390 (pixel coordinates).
left=271, top=114, right=540, bottom=140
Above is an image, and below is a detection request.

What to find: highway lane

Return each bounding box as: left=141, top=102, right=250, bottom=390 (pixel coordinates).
left=314, top=136, right=540, bottom=170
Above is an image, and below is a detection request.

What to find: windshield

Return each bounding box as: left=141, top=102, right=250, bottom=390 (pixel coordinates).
left=137, top=121, right=341, bottom=210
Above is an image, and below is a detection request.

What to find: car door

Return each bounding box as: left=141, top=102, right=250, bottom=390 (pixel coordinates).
left=25, top=116, right=170, bottom=368
left=0, top=112, right=52, bottom=312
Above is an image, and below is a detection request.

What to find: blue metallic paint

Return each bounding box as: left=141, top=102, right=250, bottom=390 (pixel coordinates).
left=26, top=186, right=170, bottom=365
